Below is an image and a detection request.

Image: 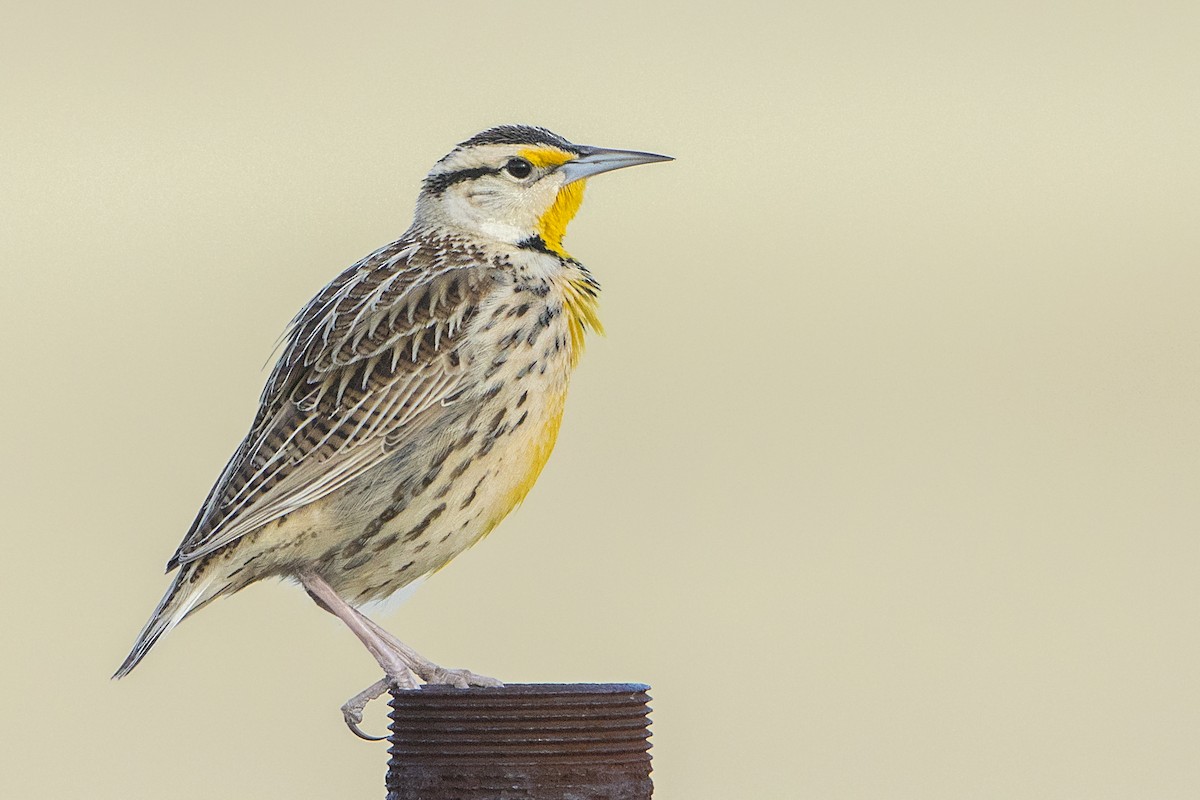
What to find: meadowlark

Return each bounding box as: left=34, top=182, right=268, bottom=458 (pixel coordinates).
left=114, top=125, right=671, bottom=736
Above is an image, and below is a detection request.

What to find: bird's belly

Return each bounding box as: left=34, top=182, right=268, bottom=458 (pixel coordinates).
left=256, top=362, right=571, bottom=604
left=217, top=278, right=586, bottom=606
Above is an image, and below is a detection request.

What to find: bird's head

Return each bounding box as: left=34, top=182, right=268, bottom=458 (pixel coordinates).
left=415, top=125, right=671, bottom=257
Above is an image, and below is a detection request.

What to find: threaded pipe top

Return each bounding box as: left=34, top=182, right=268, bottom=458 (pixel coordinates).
left=386, top=683, right=653, bottom=800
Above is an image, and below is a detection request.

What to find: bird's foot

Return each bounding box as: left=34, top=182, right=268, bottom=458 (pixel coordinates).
left=358, top=611, right=504, bottom=688
left=340, top=664, right=420, bottom=741
left=339, top=665, right=502, bottom=740
left=421, top=665, right=504, bottom=689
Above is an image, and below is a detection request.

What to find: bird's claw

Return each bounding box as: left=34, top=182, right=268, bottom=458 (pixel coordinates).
left=342, top=710, right=387, bottom=742
left=340, top=677, right=391, bottom=741
left=425, top=666, right=504, bottom=688
left=339, top=665, right=500, bottom=739
left=339, top=668, right=419, bottom=741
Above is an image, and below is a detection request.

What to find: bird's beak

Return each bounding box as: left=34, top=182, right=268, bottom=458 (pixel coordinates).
left=559, top=146, right=674, bottom=185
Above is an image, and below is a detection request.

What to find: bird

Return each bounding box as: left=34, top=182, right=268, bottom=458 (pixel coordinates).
left=114, top=124, right=671, bottom=737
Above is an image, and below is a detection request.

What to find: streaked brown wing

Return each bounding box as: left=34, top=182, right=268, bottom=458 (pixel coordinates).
left=168, top=235, right=495, bottom=568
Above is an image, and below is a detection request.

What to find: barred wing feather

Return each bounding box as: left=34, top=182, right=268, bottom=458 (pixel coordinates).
left=168, top=236, right=493, bottom=569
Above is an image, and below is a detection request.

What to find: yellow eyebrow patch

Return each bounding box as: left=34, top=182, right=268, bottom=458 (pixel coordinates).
left=518, top=147, right=575, bottom=169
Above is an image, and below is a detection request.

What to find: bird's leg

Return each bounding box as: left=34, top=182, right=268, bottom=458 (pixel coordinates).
left=356, top=612, right=503, bottom=689
left=298, top=572, right=419, bottom=740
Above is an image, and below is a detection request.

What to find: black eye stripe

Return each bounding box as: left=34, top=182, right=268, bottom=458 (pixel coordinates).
left=424, top=156, right=538, bottom=194
left=423, top=166, right=501, bottom=195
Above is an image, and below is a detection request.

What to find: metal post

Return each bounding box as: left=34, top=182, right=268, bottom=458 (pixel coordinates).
left=386, top=683, right=653, bottom=799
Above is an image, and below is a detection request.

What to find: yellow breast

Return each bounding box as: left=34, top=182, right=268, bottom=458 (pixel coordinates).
left=483, top=388, right=568, bottom=534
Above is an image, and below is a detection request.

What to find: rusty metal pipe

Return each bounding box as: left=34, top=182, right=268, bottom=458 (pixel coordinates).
left=386, top=683, right=653, bottom=799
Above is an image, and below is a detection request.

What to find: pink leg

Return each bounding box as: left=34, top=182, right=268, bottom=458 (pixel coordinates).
left=357, top=613, right=502, bottom=689
left=299, top=572, right=502, bottom=739
left=299, top=572, right=420, bottom=739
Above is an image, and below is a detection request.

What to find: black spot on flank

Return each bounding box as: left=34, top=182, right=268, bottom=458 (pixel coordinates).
left=454, top=430, right=478, bottom=452
left=516, top=390, right=528, bottom=408
left=372, top=533, right=399, bottom=553
left=510, top=302, right=532, bottom=318
left=399, top=560, right=415, bottom=572
left=414, top=463, right=445, bottom=497
left=448, top=351, right=461, bottom=367
left=359, top=582, right=392, bottom=601
left=459, top=475, right=488, bottom=510
left=424, top=165, right=500, bottom=195
left=379, top=501, right=406, bottom=522
left=342, top=519, right=383, bottom=558
left=343, top=553, right=373, bottom=571
left=512, top=410, right=529, bottom=430
left=448, top=456, right=474, bottom=481
left=391, top=475, right=418, bottom=501
left=517, top=360, right=538, bottom=379
left=403, top=503, right=447, bottom=542
left=430, top=445, right=453, bottom=470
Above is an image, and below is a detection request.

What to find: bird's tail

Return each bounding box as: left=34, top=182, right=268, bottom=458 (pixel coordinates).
left=113, top=565, right=218, bottom=679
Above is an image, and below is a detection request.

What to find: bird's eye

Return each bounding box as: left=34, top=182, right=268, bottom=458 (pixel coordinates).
left=503, top=158, right=533, bottom=179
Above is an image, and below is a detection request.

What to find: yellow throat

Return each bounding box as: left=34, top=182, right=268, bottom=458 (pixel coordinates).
left=518, top=146, right=587, bottom=259
left=537, top=180, right=586, bottom=258
left=517, top=147, right=605, bottom=358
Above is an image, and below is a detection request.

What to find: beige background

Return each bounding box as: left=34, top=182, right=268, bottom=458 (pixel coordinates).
left=2, top=1, right=1198, bottom=797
